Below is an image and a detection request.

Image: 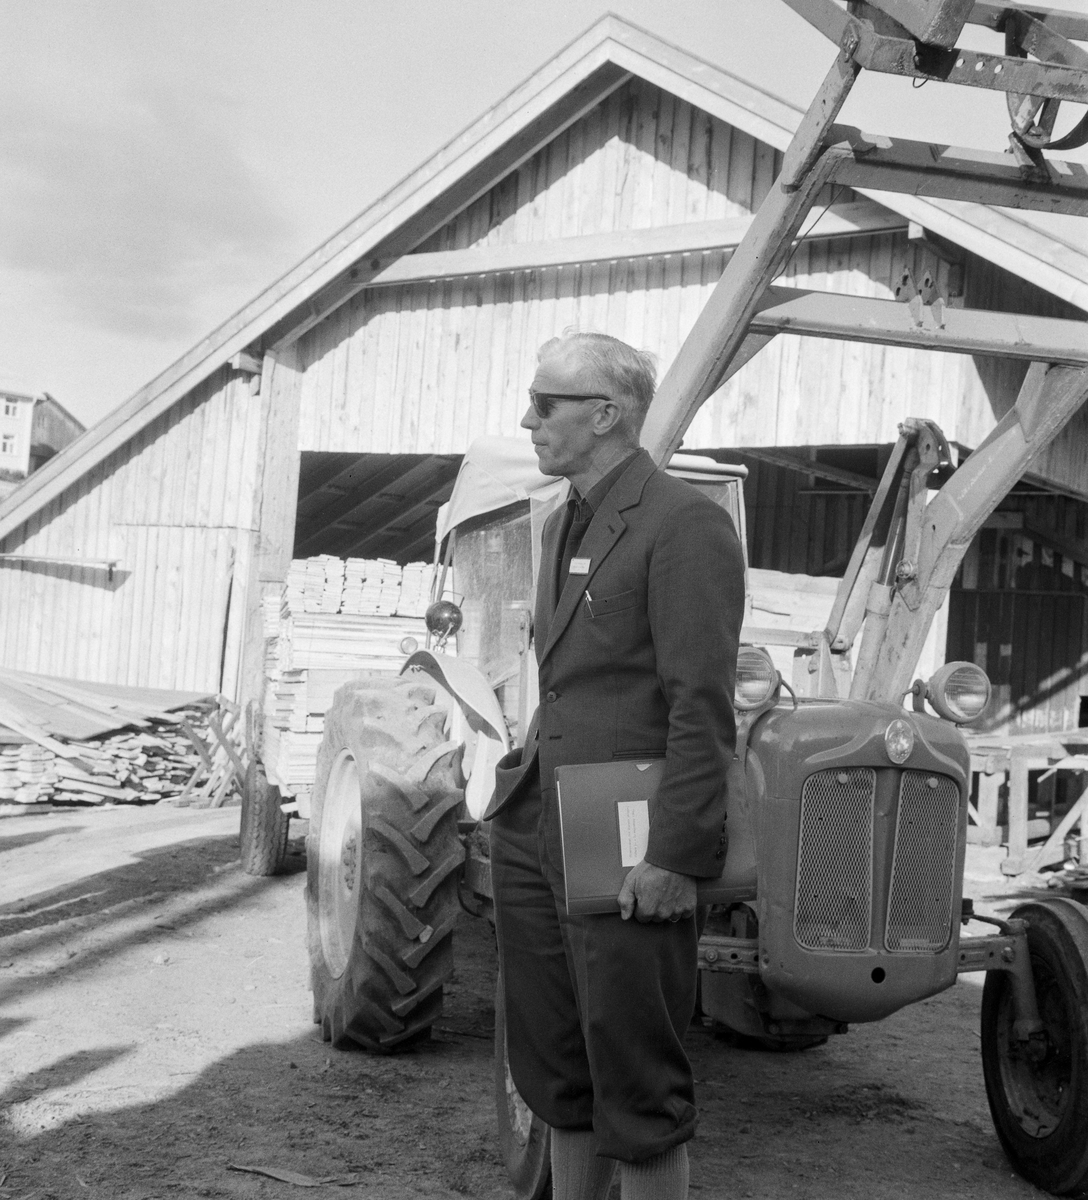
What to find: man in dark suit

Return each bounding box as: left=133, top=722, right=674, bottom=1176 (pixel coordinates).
left=487, top=331, right=744, bottom=1200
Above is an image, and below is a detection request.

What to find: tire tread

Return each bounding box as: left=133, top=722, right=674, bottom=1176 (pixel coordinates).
left=306, top=673, right=465, bottom=1052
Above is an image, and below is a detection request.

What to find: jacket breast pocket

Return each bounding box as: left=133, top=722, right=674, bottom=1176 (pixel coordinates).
left=587, top=588, right=636, bottom=619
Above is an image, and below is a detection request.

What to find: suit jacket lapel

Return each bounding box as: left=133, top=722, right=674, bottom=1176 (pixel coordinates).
left=538, top=451, right=656, bottom=664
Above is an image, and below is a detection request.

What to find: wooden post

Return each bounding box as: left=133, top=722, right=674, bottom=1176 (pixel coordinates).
left=976, top=768, right=1003, bottom=845
left=235, top=347, right=304, bottom=718
left=966, top=751, right=1004, bottom=847
left=1003, top=747, right=1031, bottom=875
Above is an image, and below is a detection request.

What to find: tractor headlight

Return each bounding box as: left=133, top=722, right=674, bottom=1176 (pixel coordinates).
left=924, top=661, right=991, bottom=724
left=735, top=646, right=780, bottom=711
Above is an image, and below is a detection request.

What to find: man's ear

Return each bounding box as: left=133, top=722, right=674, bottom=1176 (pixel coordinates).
left=590, top=399, right=624, bottom=437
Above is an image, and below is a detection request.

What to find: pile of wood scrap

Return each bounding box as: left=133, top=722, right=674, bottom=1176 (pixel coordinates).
left=0, top=669, right=246, bottom=811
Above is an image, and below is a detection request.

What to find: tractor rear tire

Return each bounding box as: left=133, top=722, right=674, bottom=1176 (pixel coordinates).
left=981, top=898, right=1088, bottom=1196
left=306, top=674, right=465, bottom=1052
left=240, top=758, right=290, bottom=877
left=494, top=973, right=552, bottom=1200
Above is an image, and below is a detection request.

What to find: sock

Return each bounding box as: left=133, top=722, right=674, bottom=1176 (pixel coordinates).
left=620, top=1143, right=689, bottom=1200
left=550, top=1128, right=618, bottom=1200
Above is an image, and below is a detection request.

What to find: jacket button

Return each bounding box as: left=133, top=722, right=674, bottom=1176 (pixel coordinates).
left=715, top=848, right=725, bottom=859
left=546, top=691, right=558, bottom=702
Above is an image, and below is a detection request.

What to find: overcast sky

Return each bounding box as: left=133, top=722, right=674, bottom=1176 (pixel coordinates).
left=4, top=0, right=1088, bottom=427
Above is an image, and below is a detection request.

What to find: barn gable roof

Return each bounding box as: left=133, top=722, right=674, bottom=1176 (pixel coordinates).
left=3, top=14, right=1088, bottom=542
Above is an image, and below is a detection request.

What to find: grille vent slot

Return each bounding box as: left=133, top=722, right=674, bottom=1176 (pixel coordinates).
left=794, top=768, right=875, bottom=951
left=885, top=771, right=960, bottom=953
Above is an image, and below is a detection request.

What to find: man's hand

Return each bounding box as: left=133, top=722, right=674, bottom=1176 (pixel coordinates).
left=618, top=860, right=697, bottom=923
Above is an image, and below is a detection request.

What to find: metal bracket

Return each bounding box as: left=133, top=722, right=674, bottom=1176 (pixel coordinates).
left=698, top=934, right=760, bottom=973
left=957, top=922, right=1044, bottom=1042
left=893, top=266, right=946, bottom=328
left=1004, top=9, right=1088, bottom=152
left=894, top=418, right=952, bottom=611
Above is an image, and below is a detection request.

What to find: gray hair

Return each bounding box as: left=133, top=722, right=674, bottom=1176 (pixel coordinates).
left=538, top=330, right=657, bottom=432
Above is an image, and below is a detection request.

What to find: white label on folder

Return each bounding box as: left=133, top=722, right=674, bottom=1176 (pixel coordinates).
left=617, top=800, right=650, bottom=867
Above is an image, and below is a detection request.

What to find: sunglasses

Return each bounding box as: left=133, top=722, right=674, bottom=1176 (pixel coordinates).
left=527, top=389, right=615, bottom=419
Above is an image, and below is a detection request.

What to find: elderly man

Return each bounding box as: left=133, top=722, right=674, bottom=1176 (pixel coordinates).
left=486, top=331, right=744, bottom=1200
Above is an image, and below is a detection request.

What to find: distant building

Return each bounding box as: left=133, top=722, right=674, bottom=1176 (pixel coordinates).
left=0, top=386, right=84, bottom=500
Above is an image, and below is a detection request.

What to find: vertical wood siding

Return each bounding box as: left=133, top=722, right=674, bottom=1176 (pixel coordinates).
left=296, top=77, right=1080, bottom=491
left=738, top=457, right=871, bottom=577
left=949, top=493, right=1088, bottom=733
left=0, top=368, right=261, bottom=690
left=298, top=235, right=979, bottom=458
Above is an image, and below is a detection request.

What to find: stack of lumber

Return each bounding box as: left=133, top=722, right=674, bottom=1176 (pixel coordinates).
left=286, top=555, right=343, bottom=614
left=261, top=668, right=396, bottom=797
left=0, top=669, right=245, bottom=809
left=259, top=558, right=439, bottom=800
left=269, top=557, right=430, bottom=677
left=398, top=562, right=430, bottom=618
left=285, top=555, right=432, bottom=618
left=285, top=555, right=346, bottom=614
left=280, top=612, right=427, bottom=673
left=261, top=723, right=324, bottom=799
left=339, top=557, right=400, bottom=615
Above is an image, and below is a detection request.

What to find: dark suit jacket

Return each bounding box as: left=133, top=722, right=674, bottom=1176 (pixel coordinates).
left=485, top=448, right=745, bottom=879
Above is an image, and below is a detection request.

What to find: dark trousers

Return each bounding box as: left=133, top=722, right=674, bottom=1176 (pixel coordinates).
left=490, top=767, right=699, bottom=1163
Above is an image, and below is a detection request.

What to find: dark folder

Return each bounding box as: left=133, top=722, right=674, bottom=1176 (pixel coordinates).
left=554, top=759, right=732, bottom=915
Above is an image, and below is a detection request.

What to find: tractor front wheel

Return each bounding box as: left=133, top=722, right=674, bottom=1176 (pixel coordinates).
left=306, top=674, right=465, bottom=1051
left=981, top=898, right=1088, bottom=1196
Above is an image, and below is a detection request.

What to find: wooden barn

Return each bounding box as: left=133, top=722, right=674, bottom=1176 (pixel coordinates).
left=1, top=15, right=1087, bottom=741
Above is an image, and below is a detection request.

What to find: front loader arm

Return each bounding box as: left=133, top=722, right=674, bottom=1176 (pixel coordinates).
left=639, top=0, right=1088, bottom=702
left=857, top=361, right=1088, bottom=703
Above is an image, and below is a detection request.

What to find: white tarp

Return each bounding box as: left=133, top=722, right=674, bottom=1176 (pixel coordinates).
left=435, top=436, right=567, bottom=544
left=436, top=436, right=747, bottom=543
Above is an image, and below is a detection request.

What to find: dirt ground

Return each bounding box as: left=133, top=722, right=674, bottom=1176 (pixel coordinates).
left=0, top=804, right=1060, bottom=1200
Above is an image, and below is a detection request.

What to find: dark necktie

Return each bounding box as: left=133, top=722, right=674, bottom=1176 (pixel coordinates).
left=556, top=495, right=593, bottom=607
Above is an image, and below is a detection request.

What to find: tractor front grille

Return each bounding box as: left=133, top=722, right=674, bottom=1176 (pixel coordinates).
left=794, top=768, right=875, bottom=951
left=885, top=771, right=960, bottom=952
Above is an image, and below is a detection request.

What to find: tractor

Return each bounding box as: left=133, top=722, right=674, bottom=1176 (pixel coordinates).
left=298, top=426, right=1088, bottom=1199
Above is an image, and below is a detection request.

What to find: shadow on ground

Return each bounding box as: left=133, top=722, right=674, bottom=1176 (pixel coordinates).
left=0, top=826, right=85, bottom=855
left=0, top=825, right=1041, bottom=1200
left=0, top=913, right=508, bottom=1200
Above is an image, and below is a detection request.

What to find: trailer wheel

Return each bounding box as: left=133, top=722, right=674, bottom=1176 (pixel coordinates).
left=981, top=898, right=1088, bottom=1196
left=494, top=973, right=552, bottom=1200
left=240, top=758, right=290, bottom=876
left=306, top=674, right=465, bottom=1052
